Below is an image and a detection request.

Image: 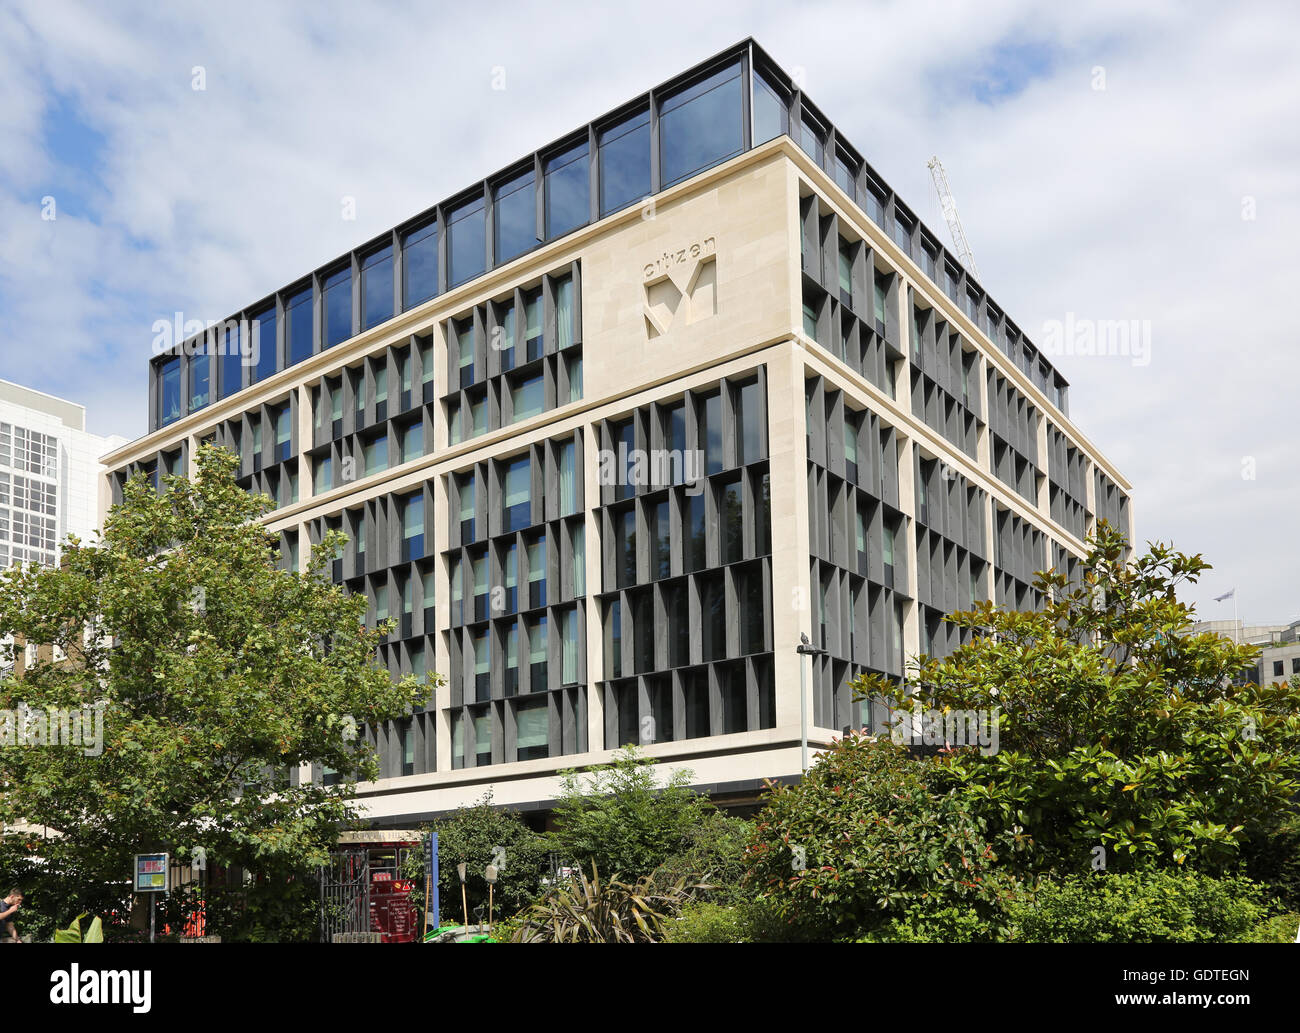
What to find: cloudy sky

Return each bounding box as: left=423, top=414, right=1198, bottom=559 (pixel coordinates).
left=1, top=0, right=1296, bottom=622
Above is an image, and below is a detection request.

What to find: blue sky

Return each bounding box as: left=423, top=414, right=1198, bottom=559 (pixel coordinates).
left=1, top=0, right=1297, bottom=623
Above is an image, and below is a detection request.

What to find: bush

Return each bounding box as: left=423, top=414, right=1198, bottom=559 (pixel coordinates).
left=661, top=898, right=802, bottom=943
left=1005, top=870, right=1270, bottom=943
left=652, top=811, right=752, bottom=905
left=747, top=734, right=1013, bottom=941
left=551, top=746, right=718, bottom=880
left=863, top=904, right=1003, bottom=943
left=406, top=791, right=551, bottom=925
left=1238, top=913, right=1300, bottom=943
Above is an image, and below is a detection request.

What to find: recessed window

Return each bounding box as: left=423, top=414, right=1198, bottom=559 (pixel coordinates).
left=504, top=455, right=531, bottom=533
left=402, top=219, right=438, bottom=309
left=447, top=195, right=486, bottom=288
left=516, top=698, right=549, bottom=761
left=493, top=169, right=537, bottom=264
left=322, top=267, right=352, bottom=347
left=361, top=244, right=394, bottom=330
left=544, top=141, right=589, bottom=239
left=598, top=108, right=651, bottom=217
left=659, top=61, right=743, bottom=188
left=510, top=372, right=544, bottom=424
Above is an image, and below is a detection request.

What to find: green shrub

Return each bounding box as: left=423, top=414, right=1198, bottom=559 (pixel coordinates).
left=406, top=791, right=552, bottom=925
left=1006, top=870, right=1269, bottom=943
left=747, top=734, right=1012, bottom=941
left=551, top=746, right=718, bottom=881
left=863, top=903, right=1003, bottom=943
left=653, top=811, right=753, bottom=906
left=661, top=898, right=800, bottom=943
left=1237, top=913, right=1299, bottom=943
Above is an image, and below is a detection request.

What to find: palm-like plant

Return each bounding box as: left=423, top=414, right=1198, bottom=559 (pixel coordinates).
left=510, top=865, right=693, bottom=943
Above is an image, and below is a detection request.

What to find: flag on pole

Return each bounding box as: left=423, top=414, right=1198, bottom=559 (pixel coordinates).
left=1213, top=589, right=1235, bottom=602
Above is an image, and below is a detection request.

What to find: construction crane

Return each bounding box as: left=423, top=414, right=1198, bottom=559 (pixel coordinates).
left=927, top=156, right=979, bottom=279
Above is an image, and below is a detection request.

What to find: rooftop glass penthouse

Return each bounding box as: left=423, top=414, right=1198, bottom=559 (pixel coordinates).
left=146, top=39, right=1072, bottom=433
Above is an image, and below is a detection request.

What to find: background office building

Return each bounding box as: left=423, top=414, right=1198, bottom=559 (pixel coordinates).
left=0, top=379, right=126, bottom=675
left=1191, top=618, right=1300, bottom=685
left=106, top=40, right=1134, bottom=823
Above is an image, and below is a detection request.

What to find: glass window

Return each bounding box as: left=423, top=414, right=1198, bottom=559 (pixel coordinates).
left=530, top=614, right=548, bottom=675
left=286, top=286, right=312, bottom=365
left=799, top=113, right=824, bottom=165
left=403, top=492, right=424, bottom=558
left=561, top=607, right=578, bottom=685
left=363, top=435, right=387, bottom=476
left=511, top=372, right=544, bottom=424
left=447, top=400, right=462, bottom=446
left=159, top=358, right=181, bottom=426
left=275, top=404, right=292, bottom=462
left=505, top=455, right=531, bottom=532
left=544, top=141, right=589, bottom=239
left=493, top=170, right=536, bottom=264
left=401, top=422, right=421, bottom=462
left=322, top=267, right=351, bottom=347
left=659, top=61, right=743, bottom=187
left=524, top=290, right=543, bottom=361
left=315, top=455, right=332, bottom=493
left=402, top=219, right=438, bottom=309
left=685, top=491, right=706, bottom=572
left=220, top=323, right=243, bottom=400
left=471, top=394, right=487, bottom=438
left=598, top=108, right=651, bottom=217
left=834, top=147, right=856, bottom=196
left=558, top=438, right=577, bottom=516
left=874, top=275, right=888, bottom=326
left=721, top=477, right=743, bottom=564
left=252, top=307, right=276, bottom=383
left=361, top=244, right=394, bottom=330
left=473, top=708, right=491, bottom=760
left=738, top=379, right=762, bottom=464
left=448, top=194, right=486, bottom=287
left=803, top=302, right=818, bottom=340
left=650, top=500, right=670, bottom=579
left=571, top=522, right=585, bottom=596
left=555, top=274, right=576, bottom=350
left=753, top=71, right=787, bottom=144
left=517, top=698, right=549, bottom=761
left=702, top=391, right=723, bottom=474
left=188, top=350, right=209, bottom=412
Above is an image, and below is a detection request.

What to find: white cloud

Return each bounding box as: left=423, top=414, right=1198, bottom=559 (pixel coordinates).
left=0, top=0, right=1296, bottom=621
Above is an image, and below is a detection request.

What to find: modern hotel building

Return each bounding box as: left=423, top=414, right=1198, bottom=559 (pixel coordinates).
left=104, top=40, right=1134, bottom=824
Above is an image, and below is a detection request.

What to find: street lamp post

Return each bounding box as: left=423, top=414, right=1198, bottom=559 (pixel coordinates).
left=796, top=633, right=828, bottom=773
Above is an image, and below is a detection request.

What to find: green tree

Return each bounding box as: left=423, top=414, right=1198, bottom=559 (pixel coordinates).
left=746, top=734, right=1013, bottom=941
left=855, top=527, right=1300, bottom=876
left=550, top=745, right=718, bottom=880
left=416, top=791, right=552, bottom=924
left=0, top=445, right=434, bottom=939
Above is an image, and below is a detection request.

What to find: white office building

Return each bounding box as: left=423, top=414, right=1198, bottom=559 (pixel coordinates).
left=0, top=379, right=125, bottom=571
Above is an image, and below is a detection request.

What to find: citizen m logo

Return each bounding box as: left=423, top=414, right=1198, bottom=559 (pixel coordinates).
left=642, top=238, right=717, bottom=339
